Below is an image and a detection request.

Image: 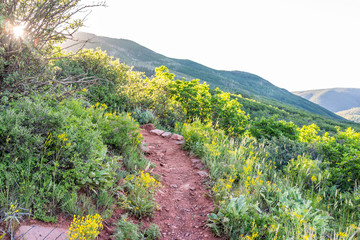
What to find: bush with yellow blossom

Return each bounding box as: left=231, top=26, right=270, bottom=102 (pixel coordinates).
left=121, top=171, right=162, bottom=218
left=67, top=214, right=103, bottom=240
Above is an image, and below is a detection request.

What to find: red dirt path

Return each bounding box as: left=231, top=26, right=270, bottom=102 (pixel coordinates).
left=138, top=128, right=218, bottom=240
left=16, top=126, right=219, bottom=240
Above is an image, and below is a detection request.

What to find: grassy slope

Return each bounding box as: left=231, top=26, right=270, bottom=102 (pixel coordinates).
left=63, top=32, right=343, bottom=121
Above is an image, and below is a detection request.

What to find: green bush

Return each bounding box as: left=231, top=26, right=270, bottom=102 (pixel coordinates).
left=262, top=136, right=320, bottom=169
left=320, top=127, right=360, bottom=191
left=144, top=223, right=162, bottom=240
left=0, top=96, right=144, bottom=220
left=53, top=49, right=130, bottom=110
left=249, top=117, right=299, bottom=141
left=131, top=108, right=155, bottom=125
left=113, top=215, right=142, bottom=240
left=121, top=171, right=162, bottom=218
left=285, top=155, right=327, bottom=189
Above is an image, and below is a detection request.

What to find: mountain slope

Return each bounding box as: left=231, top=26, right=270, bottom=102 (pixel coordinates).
left=293, top=88, right=360, bottom=112
left=62, top=32, right=343, bottom=120
left=336, top=107, right=360, bottom=123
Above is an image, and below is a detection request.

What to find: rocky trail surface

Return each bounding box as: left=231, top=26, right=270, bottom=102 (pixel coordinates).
left=15, top=124, right=218, bottom=240
left=138, top=125, right=218, bottom=240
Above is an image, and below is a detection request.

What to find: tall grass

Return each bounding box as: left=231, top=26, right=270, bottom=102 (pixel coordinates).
left=179, top=120, right=360, bottom=239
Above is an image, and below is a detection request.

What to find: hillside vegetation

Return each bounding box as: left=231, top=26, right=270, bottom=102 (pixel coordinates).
left=62, top=32, right=343, bottom=120
left=1, top=1, right=360, bottom=239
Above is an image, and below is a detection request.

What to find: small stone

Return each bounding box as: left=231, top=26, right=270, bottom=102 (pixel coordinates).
left=175, top=140, right=185, bottom=145
left=140, top=123, right=155, bottom=131
left=170, top=134, right=184, bottom=141
left=170, top=184, right=178, bottom=188
left=150, top=129, right=165, bottom=136
left=185, top=233, right=190, bottom=237
left=191, top=159, right=201, bottom=164
left=194, top=163, right=204, bottom=169
left=161, top=132, right=172, bottom=138
left=197, top=171, right=208, bottom=177
left=139, top=144, right=150, bottom=153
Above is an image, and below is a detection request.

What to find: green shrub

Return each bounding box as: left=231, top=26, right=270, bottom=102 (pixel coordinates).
left=262, top=136, right=319, bottom=169
left=121, top=171, right=162, bottom=218
left=285, top=155, right=328, bottom=189
left=113, top=215, right=142, bottom=240
left=144, top=223, right=162, bottom=240
left=320, top=127, right=360, bottom=191
left=131, top=108, right=155, bottom=125
left=0, top=96, right=144, bottom=220
left=53, top=49, right=130, bottom=110
left=210, top=89, right=249, bottom=136
left=249, top=117, right=299, bottom=141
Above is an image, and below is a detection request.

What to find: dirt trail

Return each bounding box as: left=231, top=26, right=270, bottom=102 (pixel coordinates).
left=15, top=126, right=218, bottom=240
left=141, top=127, right=218, bottom=240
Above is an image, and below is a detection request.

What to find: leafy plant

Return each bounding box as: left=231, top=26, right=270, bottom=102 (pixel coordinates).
left=0, top=203, right=30, bottom=240
left=121, top=171, right=162, bottom=218
left=113, top=215, right=142, bottom=240
left=249, top=116, right=299, bottom=141
left=132, top=108, right=155, bottom=125
left=144, top=223, right=162, bottom=240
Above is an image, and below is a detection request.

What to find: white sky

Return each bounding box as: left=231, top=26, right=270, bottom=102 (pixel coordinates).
left=80, top=0, right=360, bottom=91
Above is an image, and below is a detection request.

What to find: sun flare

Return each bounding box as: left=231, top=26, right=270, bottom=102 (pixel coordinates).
left=13, top=24, right=25, bottom=38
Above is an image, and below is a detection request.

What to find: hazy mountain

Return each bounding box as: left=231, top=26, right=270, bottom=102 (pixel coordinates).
left=62, top=32, right=342, bottom=120
left=336, top=107, right=360, bottom=123
left=293, top=88, right=360, bottom=112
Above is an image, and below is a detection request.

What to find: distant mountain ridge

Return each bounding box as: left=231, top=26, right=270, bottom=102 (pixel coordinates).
left=62, top=32, right=343, bottom=120
left=294, top=88, right=360, bottom=123
left=293, top=88, right=360, bottom=112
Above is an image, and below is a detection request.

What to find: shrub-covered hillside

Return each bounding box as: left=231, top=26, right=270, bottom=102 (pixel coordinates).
left=1, top=1, right=359, bottom=239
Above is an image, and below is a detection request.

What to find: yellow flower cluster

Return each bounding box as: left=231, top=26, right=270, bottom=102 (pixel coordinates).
left=58, top=133, right=68, bottom=142
left=242, top=220, right=259, bottom=240
left=67, top=214, right=103, bottom=240
left=91, top=102, right=107, bottom=109
left=45, top=132, right=53, bottom=147
left=9, top=203, right=19, bottom=213
left=337, top=231, right=348, bottom=238
left=265, top=181, right=280, bottom=193
left=212, top=167, right=237, bottom=204
left=125, top=171, right=162, bottom=191
left=140, top=171, right=161, bottom=189
left=58, top=133, right=71, bottom=147
left=245, top=170, right=264, bottom=194
left=204, top=141, right=221, bottom=157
